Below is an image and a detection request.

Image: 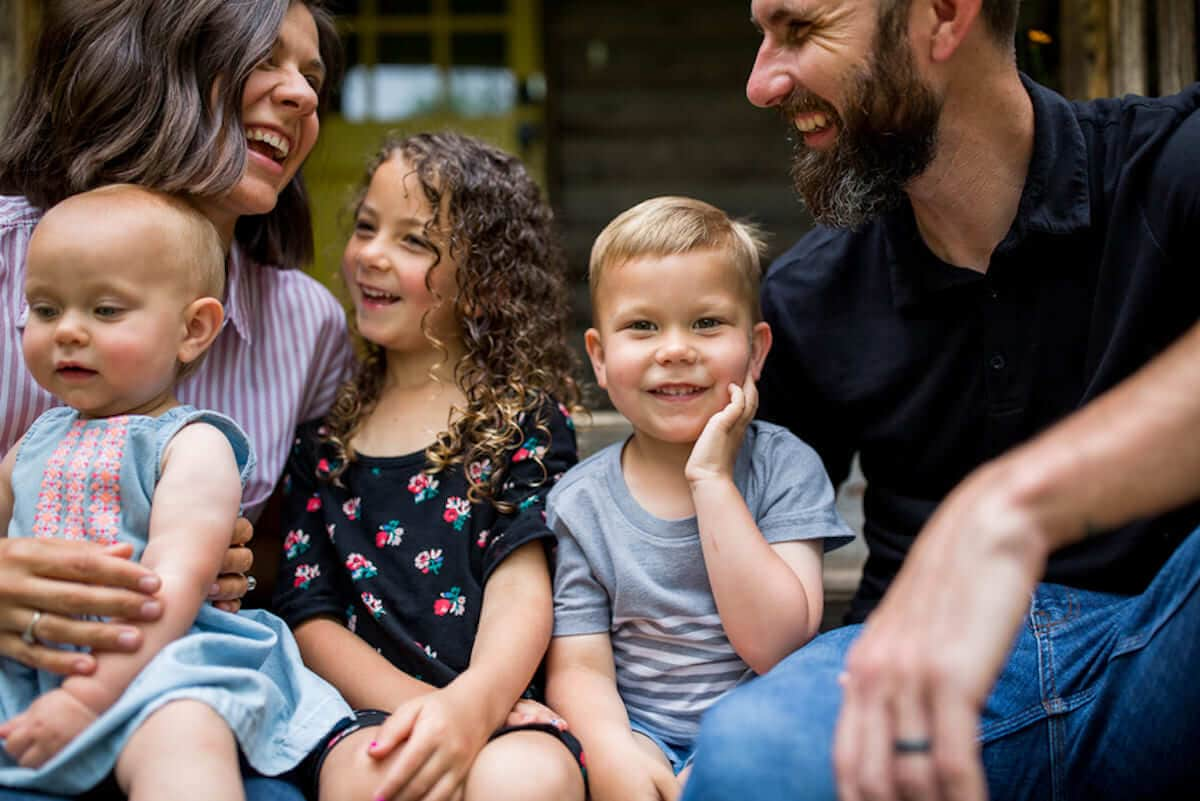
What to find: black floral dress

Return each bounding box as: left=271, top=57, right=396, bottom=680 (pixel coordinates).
left=273, top=399, right=577, bottom=689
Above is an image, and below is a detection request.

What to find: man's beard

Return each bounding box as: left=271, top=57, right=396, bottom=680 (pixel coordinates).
left=783, top=26, right=942, bottom=229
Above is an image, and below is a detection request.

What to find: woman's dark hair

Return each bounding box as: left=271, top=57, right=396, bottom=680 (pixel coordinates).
left=323, top=132, right=583, bottom=509
left=0, top=0, right=343, bottom=269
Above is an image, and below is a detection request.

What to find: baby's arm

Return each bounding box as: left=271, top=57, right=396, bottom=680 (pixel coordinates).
left=365, top=540, right=554, bottom=801
left=0, top=448, right=14, bottom=533
left=546, top=634, right=678, bottom=801
left=686, top=373, right=825, bottom=673
left=3, top=423, right=241, bottom=766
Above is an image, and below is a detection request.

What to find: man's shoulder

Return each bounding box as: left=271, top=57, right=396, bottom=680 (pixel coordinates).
left=1072, top=84, right=1200, bottom=171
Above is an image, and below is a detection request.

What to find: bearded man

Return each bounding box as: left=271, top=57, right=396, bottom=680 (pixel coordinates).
left=680, top=0, right=1200, bottom=799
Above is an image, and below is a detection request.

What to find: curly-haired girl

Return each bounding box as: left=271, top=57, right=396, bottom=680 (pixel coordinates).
left=273, top=132, right=586, bottom=801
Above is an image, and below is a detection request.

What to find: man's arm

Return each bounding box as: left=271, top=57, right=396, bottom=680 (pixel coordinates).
left=834, top=319, right=1200, bottom=801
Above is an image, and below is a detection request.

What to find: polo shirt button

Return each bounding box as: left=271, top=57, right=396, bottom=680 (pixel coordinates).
left=989, top=354, right=1007, bottom=370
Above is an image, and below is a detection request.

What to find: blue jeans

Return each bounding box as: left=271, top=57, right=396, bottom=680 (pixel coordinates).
left=0, top=776, right=304, bottom=801
left=682, top=524, right=1200, bottom=801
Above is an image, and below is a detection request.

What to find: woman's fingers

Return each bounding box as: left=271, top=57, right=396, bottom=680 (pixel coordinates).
left=1, top=539, right=157, bottom=597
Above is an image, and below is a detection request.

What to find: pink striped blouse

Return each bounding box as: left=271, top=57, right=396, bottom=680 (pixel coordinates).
left=1, top=195, right=353, bottom=520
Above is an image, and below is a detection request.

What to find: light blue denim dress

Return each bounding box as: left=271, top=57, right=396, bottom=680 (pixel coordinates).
left=0, top=406, right=350, bottom=795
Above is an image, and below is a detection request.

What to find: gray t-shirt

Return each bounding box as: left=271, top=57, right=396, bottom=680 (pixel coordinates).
left=549, top=420, right=854, bottom=744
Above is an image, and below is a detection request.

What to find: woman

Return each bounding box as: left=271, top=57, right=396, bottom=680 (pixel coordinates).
left=0, top=1, right=349, bottom=798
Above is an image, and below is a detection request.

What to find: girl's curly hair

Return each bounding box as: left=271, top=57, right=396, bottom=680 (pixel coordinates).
left=322, top=131, right=582, bottom=509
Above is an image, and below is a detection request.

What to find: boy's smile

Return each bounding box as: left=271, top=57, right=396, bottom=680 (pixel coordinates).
left=586, top=248, right=770, bottom=450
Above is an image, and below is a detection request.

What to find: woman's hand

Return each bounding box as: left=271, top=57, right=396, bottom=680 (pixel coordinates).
left=0, top=539, right=162, bottom=675
left=208, top=516, right=255, bottom=613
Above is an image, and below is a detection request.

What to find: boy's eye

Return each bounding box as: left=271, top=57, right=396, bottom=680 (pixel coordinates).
left=29, top=304, right=58, bottom=321
left=694, top=318, right=722, bottom=330
left=627, top=320, right=656, bottom=332
left=94, top=305, right=123, bottom=318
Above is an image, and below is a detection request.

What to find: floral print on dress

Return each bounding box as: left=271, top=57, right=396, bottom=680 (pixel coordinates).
left=284, top=529, right=310, bottom=559
left=306, top=494, right=322, bottom=512
left=361, top=592, right=386, bottom=619
left=443, top=497, right=471, bottom=531
left=433, top=586, right=467, bottom=617
left=326, top=523, right=337, bottom=542
left=375, top=520, right=404, bottom=547
left=293, top=563, right=321, bottom=589
left=512, top=437, right=546, bottom=463
left=519, top=494, right=539, bottom=512
left=467, top=459, right=492, bottom=483
left=408, top=473, right=439, bottom=503
left=475, top=528, right=490, bottom=549
left=414, top=549, right=444, bottom=575
left=346, top=553, right=379, bottom=580
left=342, top=497, right=361, bottom=520
left=345, top=605, right=358, bottom=633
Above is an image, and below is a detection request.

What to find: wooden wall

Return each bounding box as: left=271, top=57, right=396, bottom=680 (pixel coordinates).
left=543, top=0, right=813, bottom=378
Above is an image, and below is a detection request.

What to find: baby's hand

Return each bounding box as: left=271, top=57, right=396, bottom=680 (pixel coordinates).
left=0, top=688, right=97, bottom=767
left=505, top=698, right=568, bottom=731
left=685, top=369, right=759, bottom=485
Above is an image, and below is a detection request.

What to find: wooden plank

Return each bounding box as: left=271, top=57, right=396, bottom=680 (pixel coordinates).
left=557, top=134, right=794, bottom=182
left=555, top=91, right=777, bottom=134
left=1110, top=0, right=1148, bottom=96
left=1156, top=0, right=1198, bottom=94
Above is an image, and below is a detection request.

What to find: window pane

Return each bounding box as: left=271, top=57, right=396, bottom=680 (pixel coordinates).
left=450, top=0, right=506, bottom=13
left=379, top=34, right=434, bottom=65
left=451, top=33, right=506, bottom=67
left=379, top=0, right=433, bottom=14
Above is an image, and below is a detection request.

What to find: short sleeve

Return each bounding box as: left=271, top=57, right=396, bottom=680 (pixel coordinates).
left=548, top=502, right=613, bottom=637
left=272, top=423, right=348, bottom=628
left=156, top=408, right=256, bottom=488
left=479, top=398, right=578, bottom=581
left=750, top=424, right=856, bottom=552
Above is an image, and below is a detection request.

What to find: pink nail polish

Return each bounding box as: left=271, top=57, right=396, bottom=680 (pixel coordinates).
left=369, top=740, right=377, bottom=750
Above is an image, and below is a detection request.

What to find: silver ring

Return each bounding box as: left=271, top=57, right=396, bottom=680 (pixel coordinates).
left=21, top=610, right=43, bottom=646
left=245, top=575, right=258, bottom=593
left=893, top=737, right=932, bottom=755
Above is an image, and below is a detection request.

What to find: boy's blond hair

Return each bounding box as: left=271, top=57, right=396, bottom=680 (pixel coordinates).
left=588, top=196, right=768, bottom=320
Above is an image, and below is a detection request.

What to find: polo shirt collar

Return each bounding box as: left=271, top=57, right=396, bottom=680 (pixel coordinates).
left=885, top=73, right=1092, bottom=309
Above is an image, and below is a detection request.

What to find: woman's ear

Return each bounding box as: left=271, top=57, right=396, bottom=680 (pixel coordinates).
left=584, top=327, right=608, bottom=389
left=177, top=297, right=225, bottom=366
left=749, top=321, right=773, bottom=380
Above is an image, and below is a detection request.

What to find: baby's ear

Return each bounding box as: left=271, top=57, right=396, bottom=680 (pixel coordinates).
left=749, top=321, right=772, bottom=380
left=178, top=297, right=225, bottom=366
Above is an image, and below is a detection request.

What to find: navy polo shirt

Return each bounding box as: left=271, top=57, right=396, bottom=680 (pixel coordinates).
left=759, top=76, right=1200, bottom=623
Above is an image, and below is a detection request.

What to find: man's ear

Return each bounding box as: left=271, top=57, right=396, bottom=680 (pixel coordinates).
left=178, top=297, right=224, bottom=367
left=749, top=321, right=772, bottom=380
left=584, top=327, right=608, bottom=389
left=923, top=0, right=983, bottom=63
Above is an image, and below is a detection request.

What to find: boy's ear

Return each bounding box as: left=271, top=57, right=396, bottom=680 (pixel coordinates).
left=749, top=321, right=772, bottom=381
left=584, top=327, right=608, bottom=389
left=177, top=297, right=224, bottom=366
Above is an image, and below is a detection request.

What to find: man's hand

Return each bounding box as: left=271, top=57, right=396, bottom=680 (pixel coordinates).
left=209, top=516, right=254, bottom=613
left=685, top=369, right=758, bottom=485
left=832, top=461, right=1049, bottom=801
left=0, top=539, right=162, bottom=675
left=0, top=687, right=98, bottom=767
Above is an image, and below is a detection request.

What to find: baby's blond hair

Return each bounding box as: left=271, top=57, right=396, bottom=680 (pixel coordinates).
left=589, top=196, right=767, bottom=321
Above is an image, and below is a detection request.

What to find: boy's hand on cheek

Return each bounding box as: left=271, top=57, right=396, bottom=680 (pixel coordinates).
left=685, top=371, right=759, bottom=486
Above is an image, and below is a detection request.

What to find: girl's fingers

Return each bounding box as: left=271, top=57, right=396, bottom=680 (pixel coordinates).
left=369, top=705, right=418, bottom=760
left=375, top=730, right=438, bottom=801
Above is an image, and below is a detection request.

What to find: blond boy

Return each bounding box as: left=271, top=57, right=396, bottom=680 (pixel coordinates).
left=545, top=196, right=854, bottom=801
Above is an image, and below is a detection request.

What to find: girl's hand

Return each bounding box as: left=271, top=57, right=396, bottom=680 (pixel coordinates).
left=209, top=516, right=255, bottom=613
left=0, top=687, right=98, bottom=767
left=0, top=539, right=162, bottom=675
left=592, top=746, right=680, bottom=801
left=367, top=684, right=492, bottom=801
left=685, top=369, right=759, bottom=485
left=505, top=698, right=568, bottom=731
